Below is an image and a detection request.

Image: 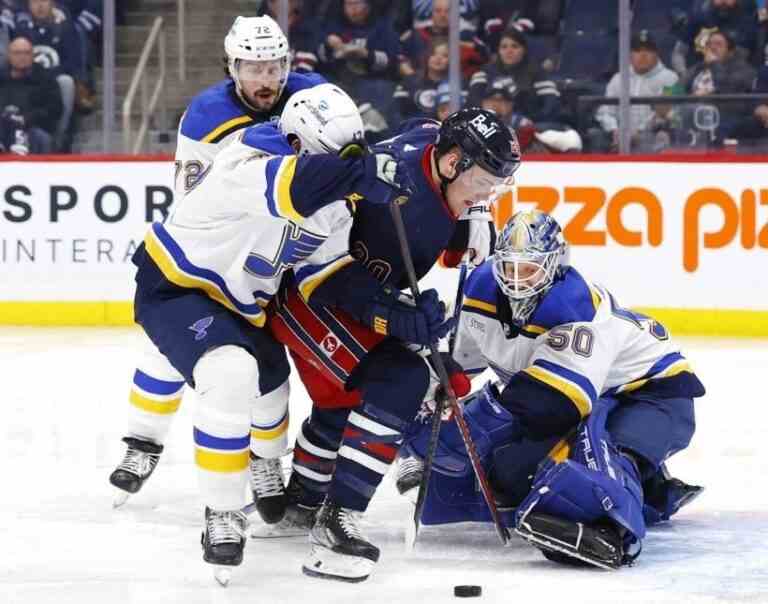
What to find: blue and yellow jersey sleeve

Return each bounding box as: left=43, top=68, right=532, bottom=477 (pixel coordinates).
left=179, top=80, right=255, bottom=144
left=527, top=268, right=602, bottom=333
left=461, top=262, right=498, bottom=320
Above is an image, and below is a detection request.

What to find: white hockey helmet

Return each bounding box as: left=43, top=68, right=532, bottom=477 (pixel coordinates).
left=224, top=16, right=290, bottom=109
left=279, top=83, right=365, bottom=156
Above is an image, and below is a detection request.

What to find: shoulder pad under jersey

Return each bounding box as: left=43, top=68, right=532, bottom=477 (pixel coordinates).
left=460, top=260, right=498, bottom=319
left=528, top=268, right=602, bottom=331
left=180, top=80, right=254, bottom=144
left=241, top=122, right=293, bottom=156
left=283, top=71, right=327, bottom=97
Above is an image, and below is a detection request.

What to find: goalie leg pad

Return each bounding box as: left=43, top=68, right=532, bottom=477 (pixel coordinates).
left=515, top=397, right=646, bottom=552
left=405, top=382, right=521, bottom=477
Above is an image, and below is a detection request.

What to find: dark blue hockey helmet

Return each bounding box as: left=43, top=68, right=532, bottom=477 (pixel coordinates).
left=435, top=107, right=521, bottom=181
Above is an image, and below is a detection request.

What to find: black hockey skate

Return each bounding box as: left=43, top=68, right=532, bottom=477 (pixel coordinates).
left=250, top=473, right=319, bottom=538
left=109, top=437, right=163, bottom=507
left=249, top=453, right=287, bottom=524
left=515, top=511, right=632, bottom=570
left=302, top=501, right=380, bottom=583
left=395, top=454, right=424, bottom=497
left=202, top=507, right=247, bottom=586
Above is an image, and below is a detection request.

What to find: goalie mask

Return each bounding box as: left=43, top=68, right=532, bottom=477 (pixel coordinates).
left=225, top=16, right=290, bottom=113
left=279, top=83, right=365, bottom=156
left=492, top=210, right=570, bottom=326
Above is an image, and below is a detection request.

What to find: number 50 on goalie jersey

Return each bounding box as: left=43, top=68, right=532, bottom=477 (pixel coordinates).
left=453, top=261, right=705, bottom=426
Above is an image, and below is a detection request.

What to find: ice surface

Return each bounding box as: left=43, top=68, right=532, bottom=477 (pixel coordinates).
left=2, top=327, right=767, bottom=604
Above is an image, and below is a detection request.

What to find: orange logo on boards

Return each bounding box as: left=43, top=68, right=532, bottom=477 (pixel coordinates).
left=494, top=188, right=768, bottom=272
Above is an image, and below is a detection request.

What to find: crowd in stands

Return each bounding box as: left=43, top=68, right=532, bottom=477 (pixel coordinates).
left=0, top=0, right=103, bottom=154
left=257, top=0, right=768, bottom=153
left=1, top=0, right=767, bottom=155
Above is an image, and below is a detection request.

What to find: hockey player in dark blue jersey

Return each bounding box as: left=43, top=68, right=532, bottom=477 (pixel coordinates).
left=265, top=108, right=521, bottom=581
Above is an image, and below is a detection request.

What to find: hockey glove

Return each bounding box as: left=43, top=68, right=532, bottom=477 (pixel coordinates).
left=442, top=202, right=497, bottom=268
left=360, top=151, right=415, bottom=204
left=421, top=353, right=472, bottom=421
left=362, top=286, right=453, bottom=345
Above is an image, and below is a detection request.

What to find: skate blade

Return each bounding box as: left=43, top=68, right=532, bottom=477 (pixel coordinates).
left=403, top=501, right=417, bottom=554
left=112, top=489, right=130, bottom=509
left=301, top=545, right=374, bottom=583
left=213, top=566, right=233, bottom=587
left=250, top=523, right=309, bottom=539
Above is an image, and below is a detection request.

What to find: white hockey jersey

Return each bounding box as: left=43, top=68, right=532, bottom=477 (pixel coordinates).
left=453, top=261, right=700, bottom=419
left=142, top=124, right=354, bottom=328
left=174, top=74, right=325, bottom=195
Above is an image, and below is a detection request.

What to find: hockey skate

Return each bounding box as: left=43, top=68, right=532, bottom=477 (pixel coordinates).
left=201, top=507, right=247, bottom=587
left=109, top=437, right=163, bottom=508
left=396, top=454, right=424, bottom=499
left=250, top=474, right=319, bottom=538
left=302, top=501, right=380, bottom=582
left=249, top=453, right=287, bottom=524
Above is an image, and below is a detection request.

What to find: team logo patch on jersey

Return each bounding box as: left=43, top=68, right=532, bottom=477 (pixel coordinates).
left=189, top=316, right=214, bottom=341
left=321, top=334, right=340, bottom=355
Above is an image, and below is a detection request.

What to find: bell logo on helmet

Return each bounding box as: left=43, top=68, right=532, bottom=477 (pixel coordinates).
left=469, top=114, right=499, bottom=139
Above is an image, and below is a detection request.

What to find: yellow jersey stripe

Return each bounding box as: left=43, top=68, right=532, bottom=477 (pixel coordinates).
left=523, top=324, right=547, bottom=335
left=250, top=418, right=289, bottom=441
left=201, top=115, right=253, bottom=143
left=464, top=297, right=497, bottom=314
left=619, top=359, right=692, bottom=393
left=129, top=390, right=182, bottom=415
left=275, top=156, right=303, bottom=223
left=195, top=448, right=249, bottom=473
left=590, top=286, right=602, bottom=312
left=144, top=230, right=266, bottom=328
left=524, top=365, right=592, bottom=417
left=298, top=256, right=356, bottom=302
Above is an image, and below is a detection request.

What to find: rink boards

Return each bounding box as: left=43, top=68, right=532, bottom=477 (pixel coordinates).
left=0, top=153, right=766, bottom=336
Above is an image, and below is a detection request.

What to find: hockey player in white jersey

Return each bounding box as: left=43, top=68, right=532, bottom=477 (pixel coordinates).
left=402, top=209, right=705, bottom=569
left=110, top=84, right=443, bottom=584
left=174, top=15, right=326, bottom=194
left=109, top=14, right=326, bottom=509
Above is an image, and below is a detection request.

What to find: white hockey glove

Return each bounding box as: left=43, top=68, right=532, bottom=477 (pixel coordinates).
left=459, top=203, right=496, bottom=267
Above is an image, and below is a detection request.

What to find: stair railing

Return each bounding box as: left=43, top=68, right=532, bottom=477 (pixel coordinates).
left=122, top=16, right=167, bottom=154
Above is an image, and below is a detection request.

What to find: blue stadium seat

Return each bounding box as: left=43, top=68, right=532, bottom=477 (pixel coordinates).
left=632, top=0, right=694, bottom=31
left=561, top=0, right=618, bottom=34
left=526, top=34, right=559, bottom=69
left=556, top=32, right=617, bottom=81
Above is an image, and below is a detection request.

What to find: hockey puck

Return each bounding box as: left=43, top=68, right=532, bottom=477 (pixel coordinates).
left=454, top=585, right=482, bottom=598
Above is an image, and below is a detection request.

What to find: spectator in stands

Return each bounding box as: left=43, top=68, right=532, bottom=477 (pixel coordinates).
left=318, top=0, right=402, bottom=139
left=434, top=82, right=453, bottom=121
left=595, top=30, right=680, bottom=152
left=14, top=0, right=82, bottom=149
left=0, top=35, right=62, bottom=153
left=679, top=29, right=756, bottom=146
left=393, top=37, right=449, bottom=118
left=468, top=28, right=560, bottom=122
left=479, top=78, right=581, bottom=153
left=723, top=42, right=768, bottom=149
left=477, top=0, right=537, bottom=51
left=672, top=0, right=759, bottom=74
left=259, top=0, right=321, bottom=73
left=392, top=0, right=480, bottom=34
left=401, top=0, right=489, bottom=79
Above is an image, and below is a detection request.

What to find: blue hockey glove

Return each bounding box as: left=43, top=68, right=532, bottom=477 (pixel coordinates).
left=363, top=286, right=453, bottom=345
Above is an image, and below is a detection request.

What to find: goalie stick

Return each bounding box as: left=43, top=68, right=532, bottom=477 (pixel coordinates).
left=389, top=197, right=510, bottom=548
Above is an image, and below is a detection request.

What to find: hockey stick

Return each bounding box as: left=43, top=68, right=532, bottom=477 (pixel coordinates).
left=447, top=261, right=468, bottom=356
left=389, top=198, right=510, bottom=547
